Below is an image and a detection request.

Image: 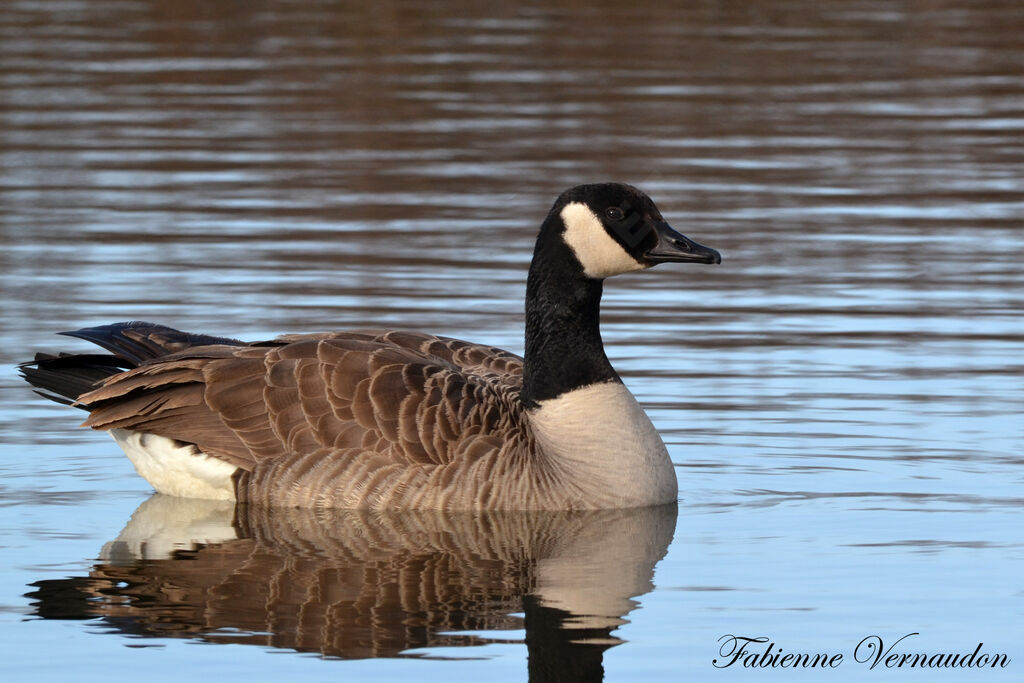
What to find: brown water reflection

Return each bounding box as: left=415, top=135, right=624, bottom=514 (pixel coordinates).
left=2, top=0, right=1020, bottom=348
left=28, top=496, right=675, bottom=676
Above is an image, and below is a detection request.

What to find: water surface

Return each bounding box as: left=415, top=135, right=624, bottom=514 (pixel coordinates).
left=1, top=1, right=1022, bottom=680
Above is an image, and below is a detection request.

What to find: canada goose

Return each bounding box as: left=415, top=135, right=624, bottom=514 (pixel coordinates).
left=20, top=183, right=720, bottom=510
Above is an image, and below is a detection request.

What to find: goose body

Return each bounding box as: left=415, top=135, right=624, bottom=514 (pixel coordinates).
left=20, top=183, right=720, bottom=510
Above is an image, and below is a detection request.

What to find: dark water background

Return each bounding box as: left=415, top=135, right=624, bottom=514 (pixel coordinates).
left=1, top=1, right=1021, bottom=680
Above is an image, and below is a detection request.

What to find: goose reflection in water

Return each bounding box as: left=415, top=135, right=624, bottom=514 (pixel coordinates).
left=28, top=497, right=676, bottom=680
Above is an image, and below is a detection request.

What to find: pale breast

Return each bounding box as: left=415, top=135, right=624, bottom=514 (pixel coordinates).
left=526, top=382, right=678, bottom=508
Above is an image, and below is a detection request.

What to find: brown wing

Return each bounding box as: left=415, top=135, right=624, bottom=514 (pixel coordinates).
left=77, top=331, right=531, bottom=505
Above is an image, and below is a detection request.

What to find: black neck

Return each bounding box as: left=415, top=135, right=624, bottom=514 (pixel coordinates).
left=520, top=223, right=620, bottom=408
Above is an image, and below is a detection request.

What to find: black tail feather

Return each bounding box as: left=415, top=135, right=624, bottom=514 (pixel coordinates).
left=19, top=353, right=133, bottom=407
left=59, top=321, right=244, bottom=365
left=20, top=321, right=247, bottom=407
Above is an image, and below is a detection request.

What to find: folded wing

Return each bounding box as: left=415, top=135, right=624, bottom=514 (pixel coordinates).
left=77, top=330, right=531, bottom=507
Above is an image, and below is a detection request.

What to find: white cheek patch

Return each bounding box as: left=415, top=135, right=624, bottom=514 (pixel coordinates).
left=560, top=202, right=645, bottom=279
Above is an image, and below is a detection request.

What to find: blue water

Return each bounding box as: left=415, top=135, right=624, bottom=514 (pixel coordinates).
left=1, top=1, right=1022, bottom=680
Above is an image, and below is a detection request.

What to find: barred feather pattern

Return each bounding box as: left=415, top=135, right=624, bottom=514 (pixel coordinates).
left=77, top=331, right=588, bottom=510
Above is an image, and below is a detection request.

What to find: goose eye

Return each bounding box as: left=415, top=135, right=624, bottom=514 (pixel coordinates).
left=605, top=207, right=625, bottom=221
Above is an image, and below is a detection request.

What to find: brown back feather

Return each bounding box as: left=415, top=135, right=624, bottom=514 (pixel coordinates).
left=78, top=331, right=530, bottom=502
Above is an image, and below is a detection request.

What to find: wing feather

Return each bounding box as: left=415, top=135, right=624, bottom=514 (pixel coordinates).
left=74, top=330, right=530, bottom=506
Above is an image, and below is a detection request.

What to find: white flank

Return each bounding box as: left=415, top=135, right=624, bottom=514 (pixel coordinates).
left=110, top=428, right=238, bottom=501
left=560, top=202, right=646, bottom=279
left=528, top=382, right=678, bottom=507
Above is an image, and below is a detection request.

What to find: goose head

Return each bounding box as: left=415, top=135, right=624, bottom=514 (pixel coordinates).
left=550, top=183, right=721, bottom=279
